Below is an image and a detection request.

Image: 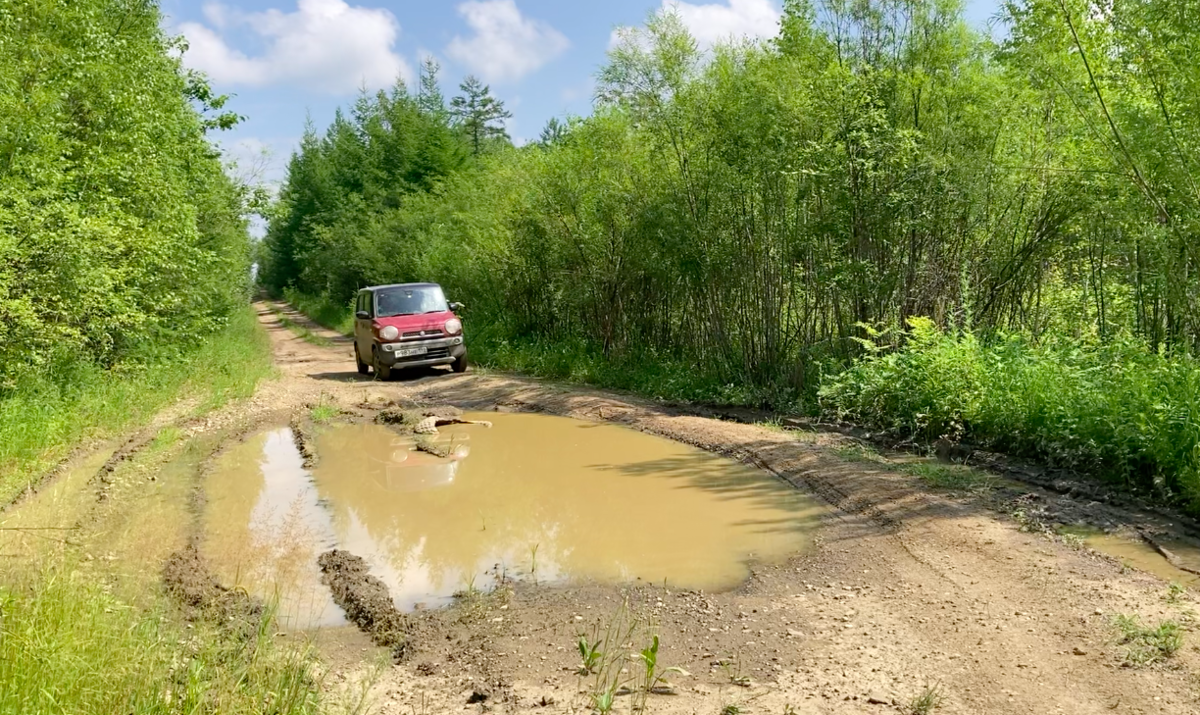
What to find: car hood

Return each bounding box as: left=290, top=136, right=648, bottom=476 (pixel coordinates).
left=374, top=311, right=457, bottom=334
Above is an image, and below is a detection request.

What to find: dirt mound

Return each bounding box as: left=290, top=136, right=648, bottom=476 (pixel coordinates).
left=377, top=405, right=463, bottom=428
left=318, top=549, right=410, bottom=659
left=163, top=545, right=262, bottom=634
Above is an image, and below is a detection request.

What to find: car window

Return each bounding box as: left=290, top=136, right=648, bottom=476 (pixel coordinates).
left=375, top=286, right=448, bottom=318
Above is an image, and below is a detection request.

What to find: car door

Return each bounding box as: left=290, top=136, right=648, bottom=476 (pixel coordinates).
left=354, top=292, right=372, bottom=358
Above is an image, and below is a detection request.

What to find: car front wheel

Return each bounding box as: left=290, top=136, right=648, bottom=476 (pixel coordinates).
left=451, top=354, right=468, bottom=374
left=355, top=344, right=369, bottom=375
left=373, top=349, right=393, bottom=381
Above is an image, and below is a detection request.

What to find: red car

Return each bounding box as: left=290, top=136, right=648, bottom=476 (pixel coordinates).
left=352, top=283, right=467, bottom=379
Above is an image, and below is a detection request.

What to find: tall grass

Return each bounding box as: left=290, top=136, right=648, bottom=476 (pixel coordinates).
left=820, top=318, right=1200, bottom=511
left=0, top=305, right=273, bottom=505
left=282, top=289, right=354, bottom=336
left=0, top=565, right=319, bottom=715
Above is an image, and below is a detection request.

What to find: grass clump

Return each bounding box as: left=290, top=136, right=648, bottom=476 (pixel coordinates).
left=821, top=317, right=1200, bottom=514
left=269, top=306, right=334, bottom=347
left=0, top=306, right=272, bottom=506
left=907, top=684, right=944, bottom=714
left=1112, top=614, right=1183, bottom=666
left=904, top=462, right=995, bottom=492
left=309, top=398, right=339, bottom=424
left=0, top=566, right=320, bottom=715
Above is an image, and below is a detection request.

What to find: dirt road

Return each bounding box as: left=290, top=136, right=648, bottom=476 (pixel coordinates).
left=9, top=302, right=1200, bottom=714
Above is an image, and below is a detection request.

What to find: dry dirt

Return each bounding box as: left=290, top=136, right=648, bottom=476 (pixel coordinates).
left=9, top=301, right=1200, bottom=715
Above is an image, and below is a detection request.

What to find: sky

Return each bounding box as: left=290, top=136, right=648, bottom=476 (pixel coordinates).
left=160, top=0, right=1004, bottom=187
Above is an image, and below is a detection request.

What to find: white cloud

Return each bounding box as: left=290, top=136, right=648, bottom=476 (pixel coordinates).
left=611, top=0, right=782, bottom=50
left=179, top=0, right=412, bottom=94
left=446, top=0, right=569, bottom=83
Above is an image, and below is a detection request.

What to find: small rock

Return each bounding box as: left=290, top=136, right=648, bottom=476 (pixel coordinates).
left=1073, top=647, right=1087, bottom=656
left=867, top=694, right=891, bottom=705
left=467, top=690, right=489, bottom=704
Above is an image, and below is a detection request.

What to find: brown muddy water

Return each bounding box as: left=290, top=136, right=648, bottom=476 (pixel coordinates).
left=203, top=412, right=825, bottom=627
left=1058, top=524, right=1200, bottom=588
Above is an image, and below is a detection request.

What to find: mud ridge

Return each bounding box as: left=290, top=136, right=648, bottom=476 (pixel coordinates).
left=376, top=405, right=463, bottom=429
left=318, top=549, right=411, bottom=660
left=163, top=544, right=263, bottom=636
left=89, top=428, right=163, bottom=502
left=290, top=415, right=319, bottom=468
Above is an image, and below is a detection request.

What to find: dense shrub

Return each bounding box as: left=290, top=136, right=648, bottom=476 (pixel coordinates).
left=821, top=318, right=1200, bottom=509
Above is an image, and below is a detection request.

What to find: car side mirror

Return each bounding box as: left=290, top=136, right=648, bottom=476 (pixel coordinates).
left=355, top=310, right=370, bottom=320
left=449, top=302, right=465, bottom=312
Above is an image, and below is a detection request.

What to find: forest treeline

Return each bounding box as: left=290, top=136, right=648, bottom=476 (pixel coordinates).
left=261, top=0, right=1200, bottom=508
left=0, top=0, right=263, bottom=480
left=0, top=0, right=253, bottom=387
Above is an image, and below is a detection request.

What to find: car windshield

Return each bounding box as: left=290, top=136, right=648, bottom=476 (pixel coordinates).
left=375, top=286, right=448, bottom=318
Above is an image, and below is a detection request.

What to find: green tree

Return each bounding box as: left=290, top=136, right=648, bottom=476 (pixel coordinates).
left=538, top=117, right=570, bottom=146
left=450, top=75, right=513, bottom=156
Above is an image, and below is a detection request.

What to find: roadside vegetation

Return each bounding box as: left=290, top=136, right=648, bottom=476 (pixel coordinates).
left=0, top=565, right=319, bottom=715
left=0, top=306, right=271, bottom=504
left=0, top=0, right=305, bottom=711
left=259, top=0, right=1200, bottom=515
left=0, top=0, right=265, bottom=500
left=1112, top=614, right=1184, bottom=667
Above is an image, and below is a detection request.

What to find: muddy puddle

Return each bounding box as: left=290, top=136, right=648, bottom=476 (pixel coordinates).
left=204, top=428, right=345, bottom=628
left=1059, top=525, right=1200, bottom=587
left=205, top=412, right=824, bottom=627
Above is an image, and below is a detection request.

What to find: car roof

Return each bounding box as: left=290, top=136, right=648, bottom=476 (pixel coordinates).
left=362, top=282, right=441, bottom=292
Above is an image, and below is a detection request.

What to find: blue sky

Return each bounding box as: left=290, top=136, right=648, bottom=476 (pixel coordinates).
left=160, top=0, right=1002, bottom=186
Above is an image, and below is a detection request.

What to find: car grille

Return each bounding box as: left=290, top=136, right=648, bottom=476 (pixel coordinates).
left=402, top=329, right=443, bottom=339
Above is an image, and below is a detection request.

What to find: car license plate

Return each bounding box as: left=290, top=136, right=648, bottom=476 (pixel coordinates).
left=396, top=346, right=428, bottom=358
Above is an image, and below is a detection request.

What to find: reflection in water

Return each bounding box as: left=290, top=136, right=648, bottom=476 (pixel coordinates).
left=313, top=413, right=825, bottom=611
left=206, top=413, right=825, bottom=628
left=204, top=429, right=345, bottom=628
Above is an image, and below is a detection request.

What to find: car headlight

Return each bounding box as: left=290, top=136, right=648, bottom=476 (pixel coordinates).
left=379, top=325, right=400, bottom=341
left=444, top=319, right=462, bottom=335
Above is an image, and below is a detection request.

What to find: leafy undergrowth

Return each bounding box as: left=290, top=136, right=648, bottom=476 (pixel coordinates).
left=0, top=305, right=273, bottom=506
left=821, top=318, right=1200, bottom=514
left=280, top=289, right=807, bottom=410
left=0, top=565, right=320, bottom=715
left=1112, top=614, right=1184, bottom=667
left=283, top=289, right=354, bottom=336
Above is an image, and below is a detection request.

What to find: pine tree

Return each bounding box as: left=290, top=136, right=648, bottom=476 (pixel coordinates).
left=449, top=75, right=512, bottom=156
left=418, top=57, right=447, bottom=118
left=538, top=117, right=569, bottom=146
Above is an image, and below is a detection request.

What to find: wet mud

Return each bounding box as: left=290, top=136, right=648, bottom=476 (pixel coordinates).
left=318, top=549, right=410, bottom=659
left=163, top=544, right=263, bottom=635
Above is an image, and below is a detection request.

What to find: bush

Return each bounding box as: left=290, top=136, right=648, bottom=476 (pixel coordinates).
left=281, top=288, right=354, bottom=336
left=820, top=318, right=1200, bottom=510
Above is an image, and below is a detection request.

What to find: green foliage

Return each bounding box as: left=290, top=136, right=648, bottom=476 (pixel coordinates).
left=0, top=565, right=319, bottom=715
left=264, top=1, right=1200, bottom=502
left=282, top=288, right=354, bottom=336
left=0, top=0, right=254, bottom=389
left=0, top=305, right=271, bottom=505
left=450, top=75, right=513, bottom=156
left=908, top=684, right=945, bottom=715
left=1112, top=614, right=1184, bottom=666
left=821, top=319, right=1200, bottom=510
left=577, top=634, right=603, bottom=675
